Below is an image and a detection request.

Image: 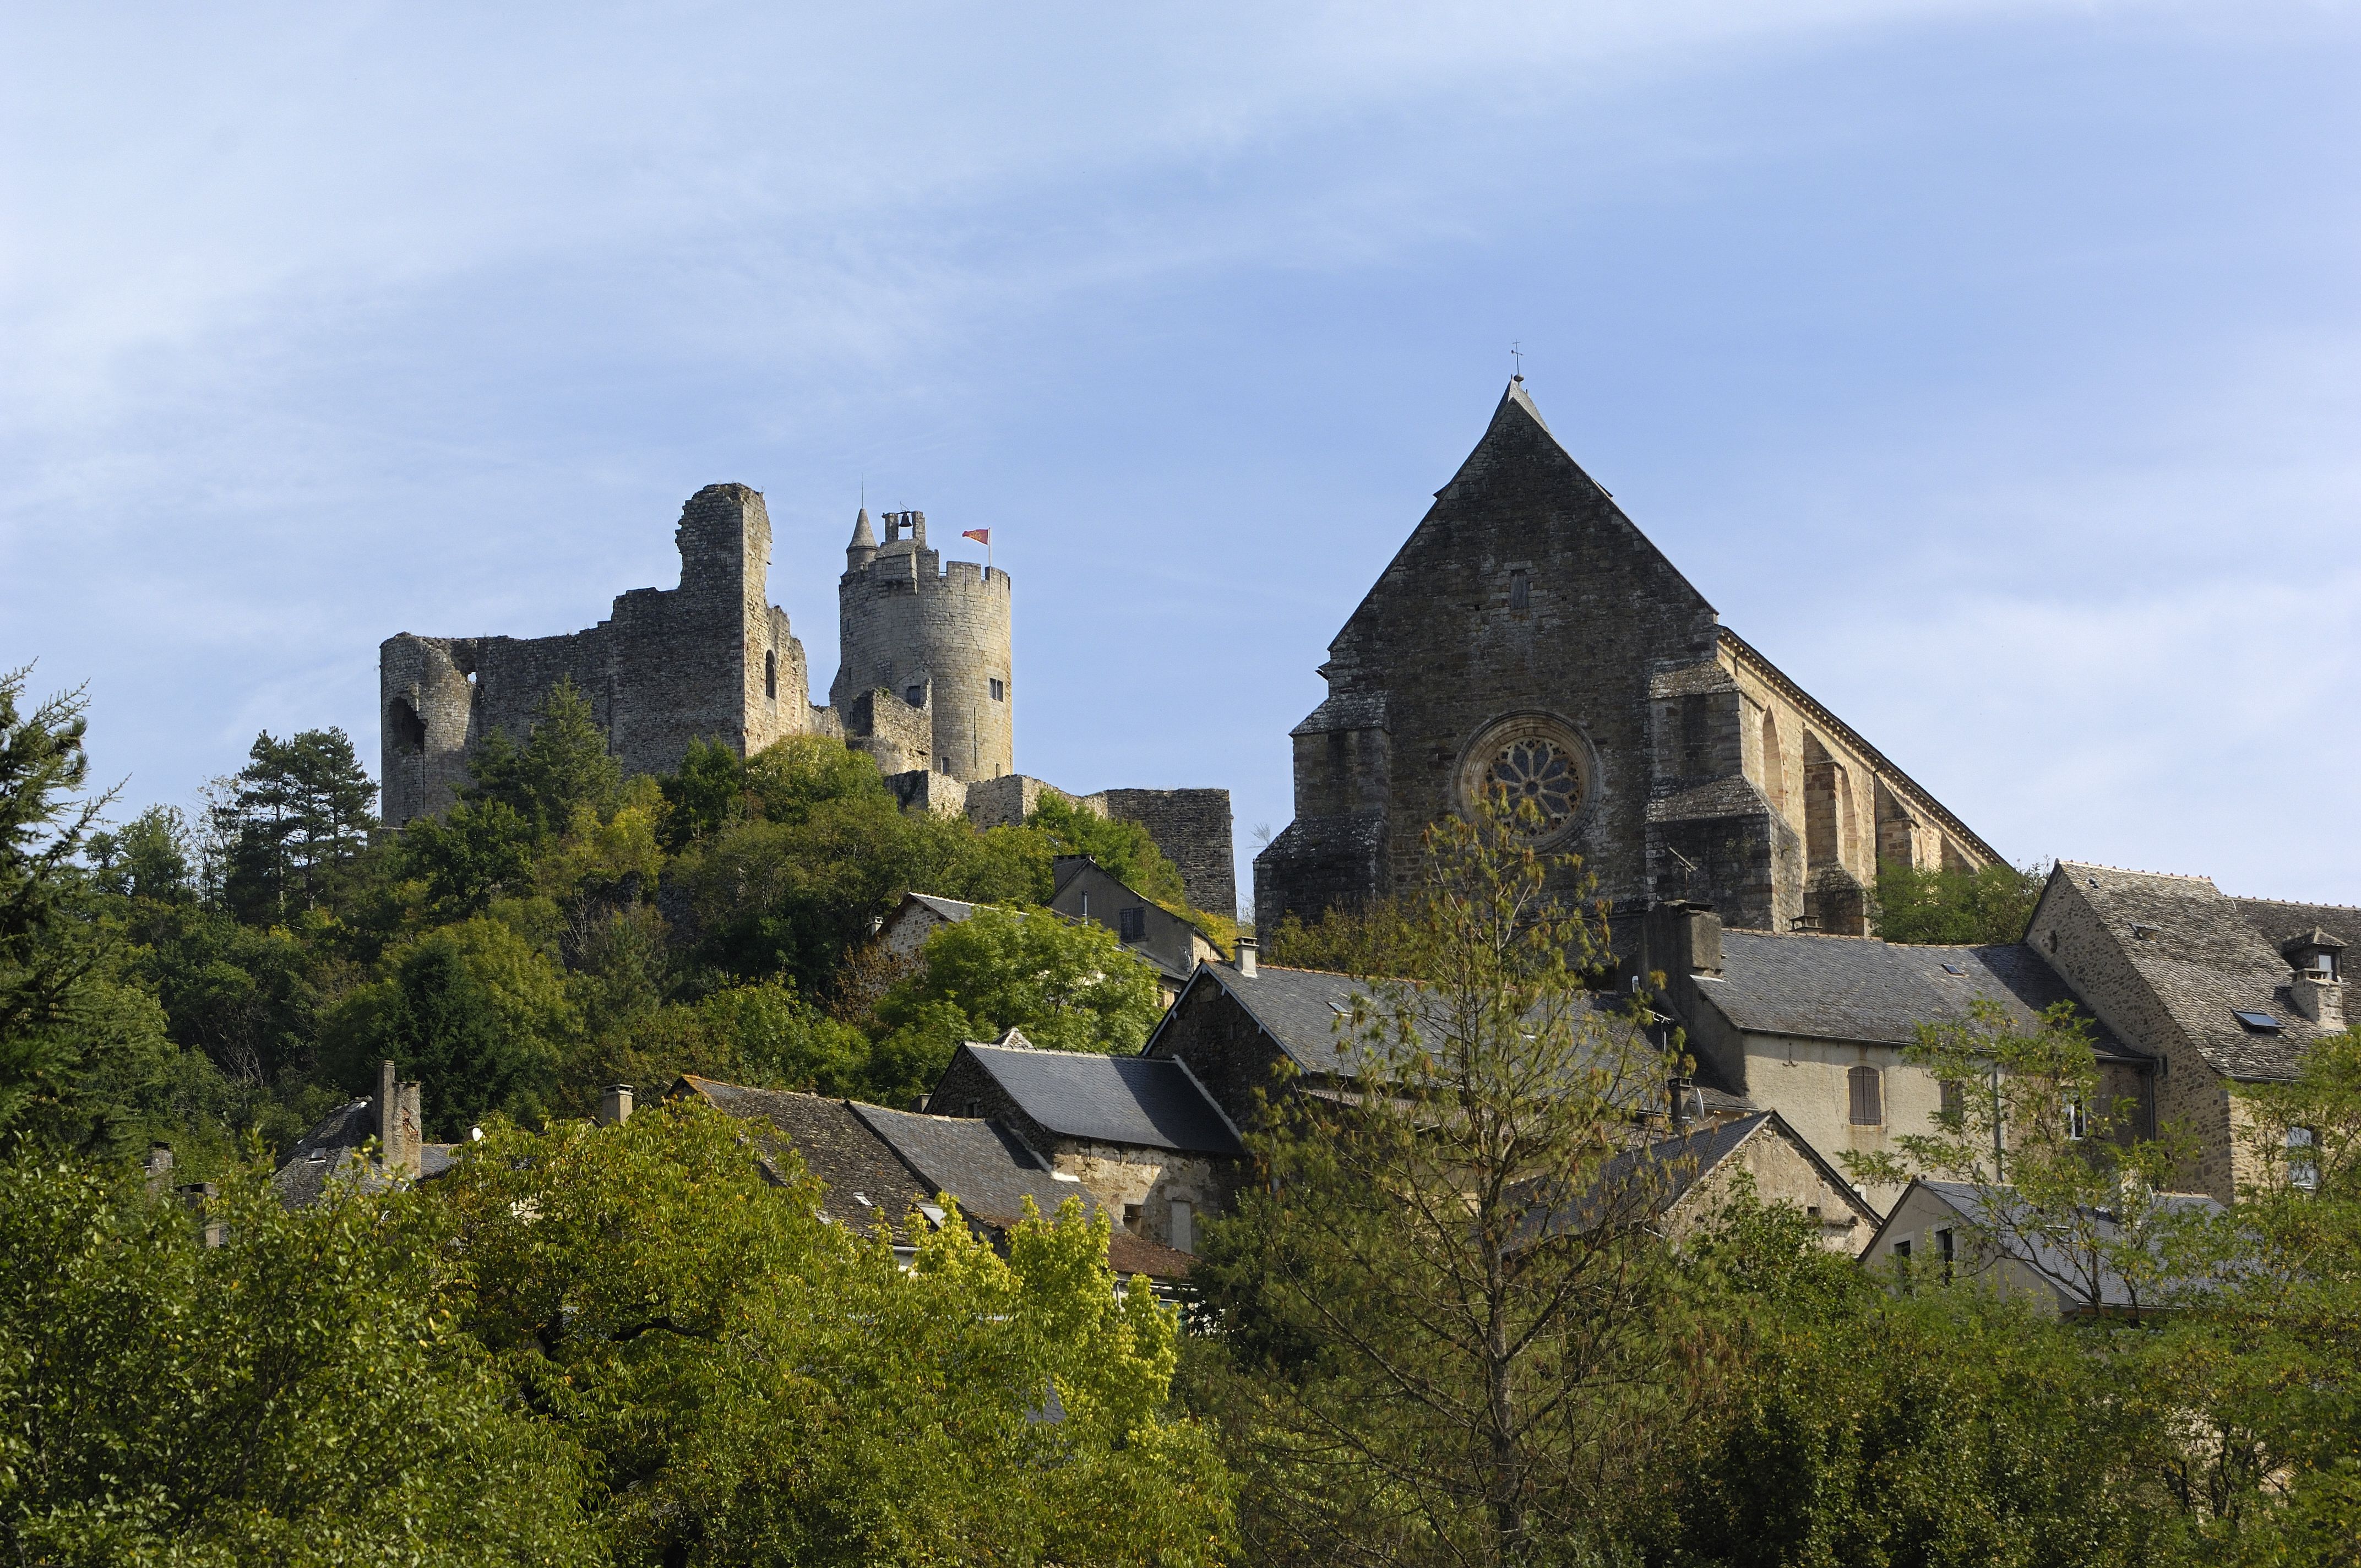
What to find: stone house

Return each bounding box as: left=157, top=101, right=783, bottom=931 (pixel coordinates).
left=1640, top=900, right=2152, bottom=1215
left=927, top=1037, right=1244, bottom=1255
left=672, top=1074, right=1193, bottom=1280
left=273, top=1060, right=456, bottom=1207
left=1255, top=378, right=1998, bottom=945
left=877, top=891, right=982, bottom=962
left=1860, top=1179, right=2222, bottom=1317
left=1141, top=948, right=1747, bottom=1137
left=1048, top=855, right=1226, bottom=1004
left=2025, top=862, right=2355, bottom=1200
left=1515, top=1111, right=1881, bottom=1255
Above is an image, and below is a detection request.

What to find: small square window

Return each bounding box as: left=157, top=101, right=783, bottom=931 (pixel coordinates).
left=905, top=685, right=924, bottom=706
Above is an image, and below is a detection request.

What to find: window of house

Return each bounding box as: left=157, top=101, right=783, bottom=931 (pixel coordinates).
left=1119, top=906, right=1147, bottom=943
left=1169, top=1199, right=1194, bottom=1254
left=764, top=650, right=776, bottom=699
left=1939, top=1079, right=1965, bottom=1121
left=2065, top=1096, right=2088, bottom=1140
left=989, top=677, right=1005, bottom=701
left=1509, top=568, right=1530, bottom=612
left=2289, top=1126, right=2320, bottom=1193
left=906, top=684, right=924, bottom=706
left=1892, top=1237, right=1911, bottom=1259
left=1848, top=1064, right=1883, bottom=1126
left=1122, top=1203, right=1143, bottom=1235
left=1936, top=1227, right=1956, bottom=1282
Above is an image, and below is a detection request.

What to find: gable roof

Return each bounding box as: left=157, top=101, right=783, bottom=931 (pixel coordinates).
left=847, top=1101, right=1102, bottom=1229
left=951, top=1042, right=1245, bottom=1156
left=271, top=1097, right=458, bottom=1208
left=900, top=891, right=980, bottom=924
left=676, top=1076, right=934, bottom=1231
left=1864, top=1177, right=2224, bottom=1310
left=1698, top=930, right=2138, bottom=1060
left=1514, top=1110, right=1878, bottom=1248
left=2043, top=863, right=2333, bottom=1080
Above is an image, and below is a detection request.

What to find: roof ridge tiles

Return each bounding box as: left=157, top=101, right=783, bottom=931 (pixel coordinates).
left=2056, top=860, right=2220, bottom=884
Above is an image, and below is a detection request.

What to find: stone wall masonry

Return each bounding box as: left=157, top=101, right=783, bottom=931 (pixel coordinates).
left=1095, top=788, right=1237, bottom=918
left=2027, top=875, right=2238, bottom=1199
left=380, top=484, right=815, bottom=825
left=833, top=519, right=1014, bottom=786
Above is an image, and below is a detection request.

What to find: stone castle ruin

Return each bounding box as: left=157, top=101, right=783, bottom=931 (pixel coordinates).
left=380, top=483, right=1235, bottom=916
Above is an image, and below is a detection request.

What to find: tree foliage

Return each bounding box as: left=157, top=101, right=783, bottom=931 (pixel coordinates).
left=0, top=1147, right=597, bottom=1566
left=1872, top=859, right=2044, bottom=946
left=1192, top=796, right=1684, bottom=1566
left=436, top=1099, right=1235, bottom=1566
left=211, top=727, right=378, bottom=922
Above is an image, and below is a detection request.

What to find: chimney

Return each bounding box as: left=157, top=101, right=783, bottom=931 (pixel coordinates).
left=599, top=1085, right=634, bottom=1127
left=1668, top=1076, right=1694, bottom=1136
left=1642, top=901, right=1722, bottom=988
left=1235, top=937, right=1258, bottom=979
left=400, top=1081, right=422, bottom=1171
left=378, top=1059, right=401, bottom=1173
left=178, top=1182, right=226, bottom=1248
left=144, top=1141, right=175, bottom=1196
left=2291, top=975, right=2344, bottom=1028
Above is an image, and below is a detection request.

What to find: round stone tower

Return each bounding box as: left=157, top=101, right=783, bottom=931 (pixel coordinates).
left=831, top=508, right=1014, bottom=782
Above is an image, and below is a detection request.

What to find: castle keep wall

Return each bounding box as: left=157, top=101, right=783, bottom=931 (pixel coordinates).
left=380, top=484, right=812, bottom=824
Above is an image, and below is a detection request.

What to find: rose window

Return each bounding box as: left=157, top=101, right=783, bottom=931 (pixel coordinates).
left=1454, top=713, right=1592, bottom=846
left=1484, top=737, right=1580, bottom=832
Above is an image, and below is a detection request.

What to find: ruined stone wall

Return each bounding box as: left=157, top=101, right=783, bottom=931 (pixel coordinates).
left=380, top=484, right=813, bottom=825
left=1094, top=788, right=1237, bottom=918
left=833, top=510, right=1013, bottom=785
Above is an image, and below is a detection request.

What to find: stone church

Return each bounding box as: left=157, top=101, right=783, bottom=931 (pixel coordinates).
left=1255, top=379, right=1999, bottom=940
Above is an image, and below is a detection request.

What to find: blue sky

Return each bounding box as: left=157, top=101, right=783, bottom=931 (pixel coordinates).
left=4, top=2, right=2357, bottom=909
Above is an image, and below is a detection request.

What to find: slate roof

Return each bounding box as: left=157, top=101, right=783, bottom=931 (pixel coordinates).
left=1698, top=930, right=2139, bottom=1061
left=676, top=1077, right=933, bottom=1232
left=1871, top=1178, right=2224, bottom=1310
left=271, top=1097, right=457, bottom=1208
left=1155, top=961, right=1747, bottom=1114
left=2236, top=896, right=2361, bottom=966
left=2053, top=863, right=2333, bottom=1081
left=955, top=1042, right=1245, bottom=1156
left=1290, top=690, right=1389, bottom=737
left=902, top=892, right=980, bottom=924
left=1514, top=1110, right=1877, bottom=1248
left=849, top=1102, right=1103, bottom=1229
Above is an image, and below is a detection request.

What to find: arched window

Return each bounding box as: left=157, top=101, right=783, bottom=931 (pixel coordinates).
left=1848, top=1064, right=1883, bottom=1126
left=764, top=650, right=777, bottom=699
left=1760, top=710, right=1786, bottom=812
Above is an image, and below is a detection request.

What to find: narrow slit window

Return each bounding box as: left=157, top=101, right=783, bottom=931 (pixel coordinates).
left=1509, top=568, right=1530, bottom=612
left=764, top=650, right=777, bottom=699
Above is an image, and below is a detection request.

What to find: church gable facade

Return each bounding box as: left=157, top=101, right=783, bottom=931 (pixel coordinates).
left=1255, top=380, right=1999, bottom=939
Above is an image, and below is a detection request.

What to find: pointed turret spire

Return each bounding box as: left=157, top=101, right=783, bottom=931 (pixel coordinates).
left=846, top=507, right=878, bottom=571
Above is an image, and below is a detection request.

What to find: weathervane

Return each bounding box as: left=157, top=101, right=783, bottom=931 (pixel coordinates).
left=1510, top=340, right=1524, bottom=381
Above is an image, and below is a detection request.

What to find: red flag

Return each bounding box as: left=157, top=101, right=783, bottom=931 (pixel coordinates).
left=961, top=528, right=991, bottom=545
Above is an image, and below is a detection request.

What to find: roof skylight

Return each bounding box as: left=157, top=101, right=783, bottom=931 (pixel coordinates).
left=2233, top=1010, right=2282, bottom=1033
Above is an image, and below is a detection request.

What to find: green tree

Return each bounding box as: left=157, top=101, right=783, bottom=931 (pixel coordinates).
left=871, top=906, right=1165, bottom=1101
left=1872, top=859, right=2044, bottom=946
left=1028, top=791, right=1190, bottom=908
left=327, top=916, right=579, bottom=1135
left=1844, top=998, right=2197, bottom=1319
left=0, top=1147, right=597, bottom=1566
left=85, top=804, right=196, bottom=902
left=1646, top=1186, right=2202, bottom=1567
left=464, top=678, right=622, bottom=840
left=434, top=1099, right=1234, bottom=1566
left=1189, top=797, right=1683, bottom=1567
left=212, top=727, right=378, bottom=922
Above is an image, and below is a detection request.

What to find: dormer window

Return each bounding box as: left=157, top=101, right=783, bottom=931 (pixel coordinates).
left=2301, top=950, right=2340, bottom=982
left=2282, top=927, right=2344, bottom=983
